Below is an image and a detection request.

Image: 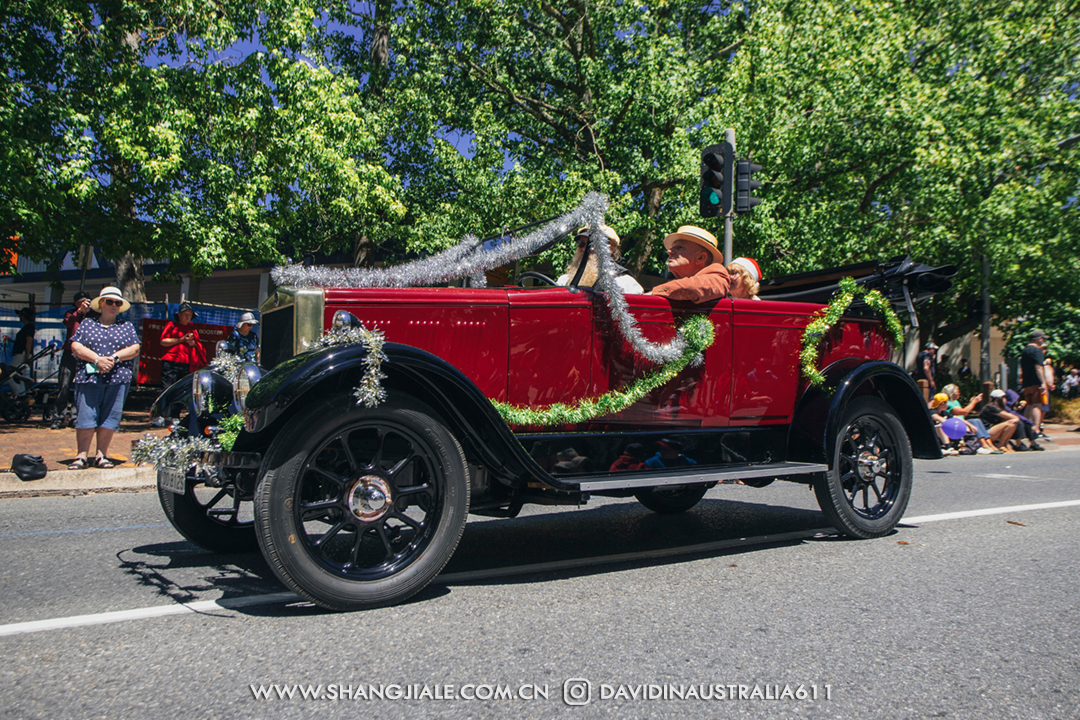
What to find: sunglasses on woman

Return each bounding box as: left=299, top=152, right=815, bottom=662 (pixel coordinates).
left=102, top=299, right=122, bottom=307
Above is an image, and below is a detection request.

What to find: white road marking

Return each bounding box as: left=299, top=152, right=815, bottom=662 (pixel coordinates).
left=0, top=593, right=298, bottom=638
left=902, top=499, right=1080, bottom=524
left=4, top=499, right=1080, bottom=638
left=976, top=473, right=1040, bottom=480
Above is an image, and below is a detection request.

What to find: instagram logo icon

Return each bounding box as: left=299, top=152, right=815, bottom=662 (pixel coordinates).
left=563, top=678, right=593, bottom=706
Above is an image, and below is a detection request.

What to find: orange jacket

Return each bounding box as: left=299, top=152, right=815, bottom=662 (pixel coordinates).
left=651, top=263, right=731, bottom=304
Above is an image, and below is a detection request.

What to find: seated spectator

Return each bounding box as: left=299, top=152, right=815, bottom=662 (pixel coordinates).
left=929, top=393, right=956, bottom=453
left=1003, top=389, right=1044, bottom=451
left=978, top=389, right=1020, bottom=452
left=728, top=257, right=762, bottom=300
left=227, top=312, right=260, bottom=363
left=557, top=225, right=643, bottom=294
left=942, top=384, right=1000, bottom=454
left=647, top=226, right=730, bottom=304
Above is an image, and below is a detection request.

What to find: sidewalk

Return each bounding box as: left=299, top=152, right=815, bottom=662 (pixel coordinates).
left=2, top=413, right=1078, bottom=499
left=0, top=386, right=167, bottom=497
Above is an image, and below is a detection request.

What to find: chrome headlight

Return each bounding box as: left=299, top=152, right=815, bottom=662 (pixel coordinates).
left=191, top=370, right=215, bottom=415
left=332, top=310, right=363, bottom=330
left=233, top=363, right=262, bottom=411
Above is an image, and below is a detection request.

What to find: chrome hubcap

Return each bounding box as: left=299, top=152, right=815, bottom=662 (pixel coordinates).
left=858, top=451, right=886, bottom=480
left=346, top=476, right=393, bottom=522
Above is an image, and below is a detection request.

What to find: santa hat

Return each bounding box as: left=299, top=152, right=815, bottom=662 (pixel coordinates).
left=731, top=257, right=762, bottom=283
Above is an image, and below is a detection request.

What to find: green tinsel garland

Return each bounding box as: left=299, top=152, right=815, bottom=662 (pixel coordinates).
left=800, top=276, right=906, bottom=387
left=216, top=413, right=245, bottom=452
left=492, top=315, right=715, bottom=426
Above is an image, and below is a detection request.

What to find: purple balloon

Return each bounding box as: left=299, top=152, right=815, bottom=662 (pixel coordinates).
left=942, top=417, right=967, bottom=440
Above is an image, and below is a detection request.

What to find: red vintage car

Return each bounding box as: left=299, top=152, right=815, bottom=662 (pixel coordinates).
left=149, top=238, right=952, bottom=611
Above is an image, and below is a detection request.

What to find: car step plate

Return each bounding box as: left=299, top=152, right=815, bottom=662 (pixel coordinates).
left=575, top=461, right=828, bottom=492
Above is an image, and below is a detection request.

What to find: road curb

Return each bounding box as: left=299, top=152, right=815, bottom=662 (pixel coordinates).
left=0, top=466, right=157, bottom=499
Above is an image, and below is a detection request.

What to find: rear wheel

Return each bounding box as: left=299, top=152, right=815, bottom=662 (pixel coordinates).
left=814, top=397, right=912, bottom=538
left=254, top=396, right=469, bottom=611
left=634, top=484, right=710, bottom=514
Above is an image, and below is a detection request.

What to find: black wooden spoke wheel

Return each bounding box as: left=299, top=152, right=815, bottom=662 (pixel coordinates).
left=158, top=475, right=258, bottom=553
left=634, top=484, right=709, bottom=514
left=814, top=397, right=912, bottom=538
left=255, top=396, right=469, bottom=611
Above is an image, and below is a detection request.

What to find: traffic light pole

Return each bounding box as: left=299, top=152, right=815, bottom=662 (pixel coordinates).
left=723, top=128, right=735, bottom=264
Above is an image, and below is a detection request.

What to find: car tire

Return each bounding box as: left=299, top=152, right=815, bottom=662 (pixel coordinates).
left=634, top=484, right=710, bottom=514
left=158, top=476, right=259, bottom=553
left=814, top=397, right=913, bottom=538
left=254, top=395, right=470, bottom=611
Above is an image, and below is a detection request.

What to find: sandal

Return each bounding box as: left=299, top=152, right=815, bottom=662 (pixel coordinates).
left=69, top=457, right=89, bottom=470
left=95, top=456, right=116, bottom=469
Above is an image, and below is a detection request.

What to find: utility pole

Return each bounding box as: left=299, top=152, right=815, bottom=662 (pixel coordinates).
left=724, top=128, right=735, bottom=263
left=981, top=254, right=991, bottom=382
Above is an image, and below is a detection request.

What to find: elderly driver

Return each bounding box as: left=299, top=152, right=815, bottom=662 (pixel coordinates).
left=647, top=226, right=730, bottom=303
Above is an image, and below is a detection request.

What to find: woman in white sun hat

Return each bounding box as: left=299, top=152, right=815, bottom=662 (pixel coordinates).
left=728, top=256, right=762, bottom=300
left=227, top=311, right=260, bottom=363
left=67, top=287, right=141, bottom=469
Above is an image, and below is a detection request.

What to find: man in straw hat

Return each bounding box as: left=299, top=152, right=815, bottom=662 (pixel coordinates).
left=557, top=225, right=643, bottom=294
left=647, top=226, right=730, bottom=303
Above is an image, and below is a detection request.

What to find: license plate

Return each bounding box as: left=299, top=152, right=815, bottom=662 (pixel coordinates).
left=158, top=466, right=188, bottom=495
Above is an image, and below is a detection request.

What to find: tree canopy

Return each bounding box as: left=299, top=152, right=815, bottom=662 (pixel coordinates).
left=3, top=0, right=1078, bottom=333
left=1, top=0, right=406, bottom=294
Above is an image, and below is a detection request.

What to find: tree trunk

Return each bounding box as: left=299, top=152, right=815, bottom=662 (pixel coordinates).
left=115, top=252, right=147, bottom=304
left=631, top=184, right=667, bottom=274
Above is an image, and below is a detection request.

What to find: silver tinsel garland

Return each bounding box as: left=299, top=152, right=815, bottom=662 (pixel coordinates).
left=308, top=325, right=389, bottom=407
left=131, top=432, right=217, bottom=471
left=271, top=193, right=699, bottom=373
left=209, top=348, right=245, bottom=384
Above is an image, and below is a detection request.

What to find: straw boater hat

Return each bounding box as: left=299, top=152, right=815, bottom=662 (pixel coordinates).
left=662, top=226, right=724, bottom=265
left=90, top=286, right=130, bottom=313
left=731, top=257, right=762, bottom=283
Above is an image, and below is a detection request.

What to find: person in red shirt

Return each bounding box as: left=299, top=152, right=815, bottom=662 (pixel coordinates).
left=647, top=226, right=730, bottom=303
left=159, top=302, right=206, bottom=388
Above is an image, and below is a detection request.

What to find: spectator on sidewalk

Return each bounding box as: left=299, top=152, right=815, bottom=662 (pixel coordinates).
left=50, top=292, right=96, bottom=429
left=68, top=287, right=141, bottom=469
left=226, top=312, right=260, bottom=363
left=4, top=307, right=36, bottom=395
left=942, top=384, right=1000, bottom=454
left=958, top=358, right=973, bottom=382
left=159, top=302, right=205, bottom=388
left=1020, top=329, right=1053, bottom=437
left=1001, top=389, right=1044, bottom=451
left=914, top=341, right=939, bottom=395
left=1062, top=368, right=1080, bottom=399
left=977, top=389, right=1020, bottom=452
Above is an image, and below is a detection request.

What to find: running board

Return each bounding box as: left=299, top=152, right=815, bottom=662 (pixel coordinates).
left=574, top=462, right=828, bottom=492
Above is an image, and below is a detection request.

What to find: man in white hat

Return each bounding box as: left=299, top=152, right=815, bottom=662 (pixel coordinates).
left=647, top=226, right=730, bottom=303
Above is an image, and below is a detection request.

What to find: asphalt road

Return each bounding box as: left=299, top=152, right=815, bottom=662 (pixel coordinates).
left=1, top=450, right=1078, bottom=720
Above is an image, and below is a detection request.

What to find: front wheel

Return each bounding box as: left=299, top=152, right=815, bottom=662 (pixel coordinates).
left=158, top=473, right=258, bottom=553
left=254, top=396, right=470, bottom=611
left=814, top=397, right=913, bottom=538
left=634, top=484, right=710, bottom=514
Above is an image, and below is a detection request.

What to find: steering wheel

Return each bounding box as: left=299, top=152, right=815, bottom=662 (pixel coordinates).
left=516, top=271, right=559, bottom=287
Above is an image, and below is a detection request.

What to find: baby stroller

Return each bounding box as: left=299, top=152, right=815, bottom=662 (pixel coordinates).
left=0, top=342, right=60, bottom=423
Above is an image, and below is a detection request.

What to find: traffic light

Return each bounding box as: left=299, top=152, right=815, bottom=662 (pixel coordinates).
left=700, top=142, right=734, bottom=217
left=735, top=159, right=763, bottom=214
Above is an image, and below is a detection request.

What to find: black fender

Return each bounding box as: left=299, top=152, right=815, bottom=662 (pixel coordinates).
left=788, top=359, right=941, bottom=465
left=242, top=343, right=559, bottom=489
left=150, top=370, right=236, bottom=435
